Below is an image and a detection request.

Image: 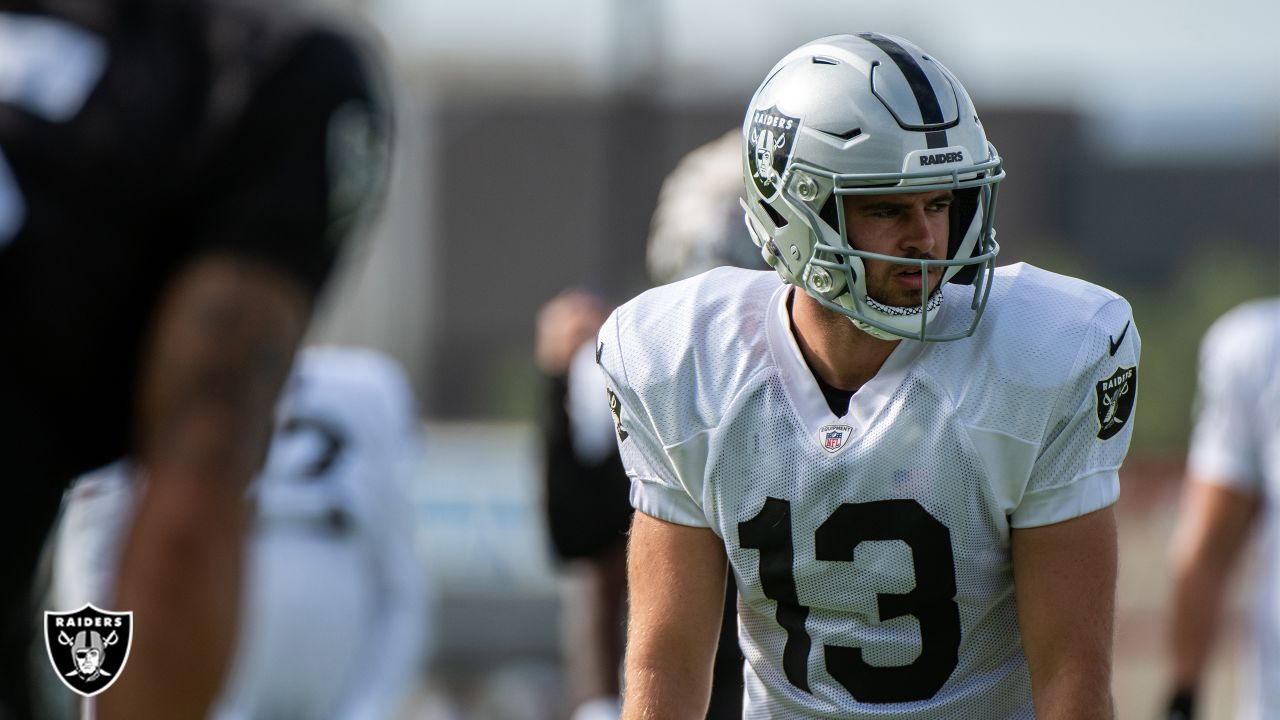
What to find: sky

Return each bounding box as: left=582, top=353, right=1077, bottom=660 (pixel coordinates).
left=366, top=0, right=1280, bottom=156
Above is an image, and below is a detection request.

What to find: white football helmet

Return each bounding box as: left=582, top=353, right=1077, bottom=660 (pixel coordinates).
left=740, top=33, right=1004, bottom=341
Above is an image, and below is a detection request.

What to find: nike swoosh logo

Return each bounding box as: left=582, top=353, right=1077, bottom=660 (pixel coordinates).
left=1109, top=321, right=1130, bottom=356
left=595, top=341, right=604, bottom=364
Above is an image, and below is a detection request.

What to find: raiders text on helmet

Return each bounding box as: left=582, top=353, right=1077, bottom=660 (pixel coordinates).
left=739, top=33, right=1004, bottom=341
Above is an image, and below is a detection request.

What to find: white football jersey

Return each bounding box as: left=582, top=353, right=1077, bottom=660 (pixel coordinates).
left=1186, top=298, right=1280, bottom=720
left=598, top=265, right=1139, bottom=719
left=52, top=346, right=426, bottom=720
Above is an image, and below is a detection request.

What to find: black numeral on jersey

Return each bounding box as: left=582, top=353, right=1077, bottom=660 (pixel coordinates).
left=739, top=497, right=813, bottom=691
left=279, top=415, right=346, bottom=478
left=738, top=498, right=961, bottom=703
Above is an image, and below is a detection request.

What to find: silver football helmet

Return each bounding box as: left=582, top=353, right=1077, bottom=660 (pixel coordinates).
left=740, top=33, right=1004, bottom=341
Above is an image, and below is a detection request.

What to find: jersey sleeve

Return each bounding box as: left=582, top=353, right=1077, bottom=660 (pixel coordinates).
left=1186, top=311, right=1264, bottom=491
left=1012, top=298, right=1139, bottom=528
left=193, top=27, right=390, bottom=296
left=596, top=308, right=710, bottom=528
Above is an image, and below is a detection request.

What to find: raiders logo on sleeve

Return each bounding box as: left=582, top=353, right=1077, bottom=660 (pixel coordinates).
left=1095, top=366, right=1137, bottom=440
left=606, top=387, right=629, bottom=443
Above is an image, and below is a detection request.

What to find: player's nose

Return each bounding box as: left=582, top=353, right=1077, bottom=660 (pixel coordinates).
left=898, top=206, right=940, bottom=256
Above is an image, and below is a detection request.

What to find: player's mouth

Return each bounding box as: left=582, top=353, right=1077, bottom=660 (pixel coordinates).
left=892, top=266, right=935, bottom=291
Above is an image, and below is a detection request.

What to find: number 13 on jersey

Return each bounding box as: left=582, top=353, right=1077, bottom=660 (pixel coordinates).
left=738, top=497, right=961, bottom=703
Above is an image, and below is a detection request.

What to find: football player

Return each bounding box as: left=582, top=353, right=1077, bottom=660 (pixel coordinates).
left=0, top=1, right=390, bottom=717
left=51, top=346, right=427, bottom=720
left=1165, top=298, right=1279, bottom=720
left=599, top=34, right=1139, bottom=719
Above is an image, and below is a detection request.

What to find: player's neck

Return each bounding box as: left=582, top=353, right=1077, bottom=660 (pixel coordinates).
left=788, top=288, right=900, bottom=393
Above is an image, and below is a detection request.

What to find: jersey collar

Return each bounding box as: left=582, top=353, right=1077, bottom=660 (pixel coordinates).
left=766, top=284, right=927, bottom=452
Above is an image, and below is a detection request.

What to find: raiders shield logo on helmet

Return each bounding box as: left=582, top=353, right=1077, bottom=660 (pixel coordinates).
left=747, top=106, right=800, bottom=199
left=44, top=604, right=133, bottom=697
left=1095, top=366, right=1137, bottom=440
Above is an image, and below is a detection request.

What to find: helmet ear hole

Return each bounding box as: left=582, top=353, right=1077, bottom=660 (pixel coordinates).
left=758, top=199, right=788, bottom=228
left=818, top=194, right=840, bottom=232
left=948, top=187, right=982, bottom=285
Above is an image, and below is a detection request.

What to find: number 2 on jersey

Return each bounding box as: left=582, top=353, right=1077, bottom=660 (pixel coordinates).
left=739, top=497, right=961, bottom=703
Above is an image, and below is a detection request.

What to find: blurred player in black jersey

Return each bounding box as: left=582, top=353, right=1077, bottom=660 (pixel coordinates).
left=0, top=0, right=390, bottom=716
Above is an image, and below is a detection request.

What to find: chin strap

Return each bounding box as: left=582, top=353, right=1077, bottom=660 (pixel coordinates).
left=864, top=288, right=945, bottom=317
left=845, top=288, right=945, bottom=341
left=850, top=317, right=903, bottom=341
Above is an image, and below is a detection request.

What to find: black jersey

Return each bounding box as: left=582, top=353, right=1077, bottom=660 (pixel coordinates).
left=0, top=1, right=390, bottom=712
left=0, top=0, right=389, bottom=482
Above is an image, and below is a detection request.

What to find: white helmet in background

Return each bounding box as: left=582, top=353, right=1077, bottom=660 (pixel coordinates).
left=740, top=33, right=1004, bottom=341
left=647, top=129, right=768, bottom=286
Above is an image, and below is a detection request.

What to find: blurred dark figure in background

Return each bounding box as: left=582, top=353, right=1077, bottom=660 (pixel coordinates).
left=1165, top=298, right=1280, bottom=720
left=0, top=0, right=389, bottom=717
left=537, top=130, right=762, bottom=720
left=536, top=288, right=630, bottom=720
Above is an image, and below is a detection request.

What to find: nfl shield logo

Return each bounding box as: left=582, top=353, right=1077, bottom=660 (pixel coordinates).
left=44, top=604, right=133, bottom=697
left=818, top=424, right=852, bottom=454
left=747, top=105, right=801, bottom=199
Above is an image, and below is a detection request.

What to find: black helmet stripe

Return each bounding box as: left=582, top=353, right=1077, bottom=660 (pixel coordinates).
left=856, top=32, right=949, bottom=149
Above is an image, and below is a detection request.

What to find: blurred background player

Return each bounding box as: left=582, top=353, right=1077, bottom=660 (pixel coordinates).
left=645, top=129, right=769, bottom=286
left=0, top=0, right=391, bottom=716
left=536, top=288, right=629, bottom=720
left=537, top=130, right=763, bottom=720
left=1165, top=298, right=1280, bottom=720
left=50, top=346, right=427, bottom=720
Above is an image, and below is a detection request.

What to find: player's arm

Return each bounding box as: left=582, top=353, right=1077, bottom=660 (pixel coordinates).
left=597, top=308, right=724, bottom=718
left=1010, top=300, right=1137, bottom=719
left=1011, top=505, right=1118, bottom=720
left=1162, top=306, right=1265, bottom=718
left=1165, top=478, right=1259, bottom=717
left=100, top=22, right=388, bottom=717
left=622, top=511, right=728, bottom=720
left=100, top=254, right=309, bottom=719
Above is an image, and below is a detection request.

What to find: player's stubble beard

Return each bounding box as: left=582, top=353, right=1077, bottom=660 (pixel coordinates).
left=862, top=253, right=944, bottom=309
